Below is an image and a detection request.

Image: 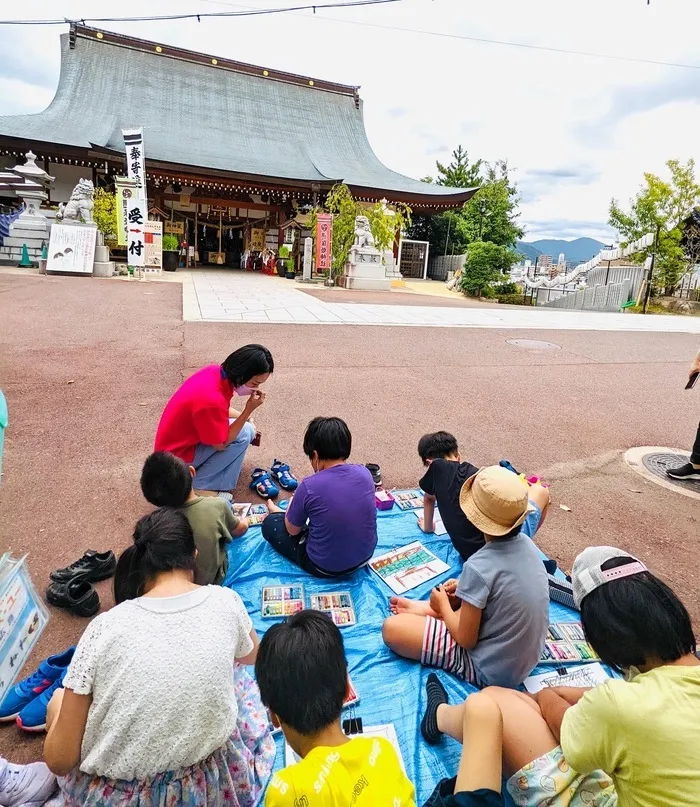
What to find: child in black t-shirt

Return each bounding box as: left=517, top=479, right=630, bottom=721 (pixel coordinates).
left=417, top=432, right=484, bottom=561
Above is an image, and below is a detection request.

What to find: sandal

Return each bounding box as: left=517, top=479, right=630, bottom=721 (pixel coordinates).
left=250, top=469, right=279, bottom=500
left=270, top=459, right=299, bottom=491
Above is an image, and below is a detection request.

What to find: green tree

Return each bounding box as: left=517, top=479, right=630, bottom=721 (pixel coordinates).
left=609, top=158, right=700, bottom=294
left=92, top=188, right=118, bottom=246
left=460, top=241, right=517, bottom=297
left=323, top=183, right=359, bottom=277
left=462, top=161, right=524, bottom=247
left=434, top=146, right=483, bottom=188
left=367, top=200, right=412, bottom=261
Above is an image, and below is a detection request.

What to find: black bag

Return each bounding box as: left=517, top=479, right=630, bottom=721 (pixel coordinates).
left=547, top=573, right=578, bottom=611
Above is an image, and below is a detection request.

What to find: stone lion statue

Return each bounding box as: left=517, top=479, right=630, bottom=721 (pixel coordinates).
left=56, top=178, right=95, bottom=224
left=354, top=215, right=375, bottom=249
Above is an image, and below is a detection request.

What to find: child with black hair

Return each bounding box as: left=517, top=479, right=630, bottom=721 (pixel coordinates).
left=141, top=451, right=248, bottom=585
left=43, top=508, right=275, bottom=806
left=262, top=417, right=377, bottom=576
left=256, top=610, right=415, bottom=806
left=417, top=432, right=549, bottom=561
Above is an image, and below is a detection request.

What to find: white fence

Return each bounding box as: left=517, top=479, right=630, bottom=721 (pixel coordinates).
left=543, top=280, right=632, bottom=311
left=584, top=263, right=646, bottom=302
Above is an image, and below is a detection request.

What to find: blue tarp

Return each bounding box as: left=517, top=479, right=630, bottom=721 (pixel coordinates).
left=225, top=507, right=584, bottom=806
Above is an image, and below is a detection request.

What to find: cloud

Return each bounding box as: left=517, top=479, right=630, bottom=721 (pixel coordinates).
left=0, top=0, right=699, bottom=239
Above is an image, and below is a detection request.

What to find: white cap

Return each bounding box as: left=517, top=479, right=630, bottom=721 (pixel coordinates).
left=572, top=546, right=648, bottom=608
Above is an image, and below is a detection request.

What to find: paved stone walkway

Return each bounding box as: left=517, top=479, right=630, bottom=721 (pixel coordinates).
left=183, top=270, right=700, bottom=333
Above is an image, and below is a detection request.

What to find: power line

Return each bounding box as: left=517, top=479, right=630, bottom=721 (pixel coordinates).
left=205, top=0, right=700, bottom=71
left=0, top=0, right=403, bottom=25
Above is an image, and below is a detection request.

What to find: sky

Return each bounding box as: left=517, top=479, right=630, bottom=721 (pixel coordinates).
left=1, top=0, right=700, bottom=242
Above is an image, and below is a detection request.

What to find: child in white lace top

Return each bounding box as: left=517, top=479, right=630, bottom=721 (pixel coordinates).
left=43, top=508, right=275, bottom=806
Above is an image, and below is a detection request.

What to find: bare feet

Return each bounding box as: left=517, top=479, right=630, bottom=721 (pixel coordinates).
left=389, top=597, right=434, bottom=616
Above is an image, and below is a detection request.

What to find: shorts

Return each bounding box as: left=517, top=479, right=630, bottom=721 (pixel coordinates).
left=506, top=746, right=616, bottom=807
left=421, top=615, right=480, bottom=684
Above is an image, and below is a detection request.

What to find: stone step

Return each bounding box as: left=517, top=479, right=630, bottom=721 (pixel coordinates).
left=0, top=245, right=42, bottom=258
left=92, top=261, right=114, bottom=278
left=2, top=236, right=47, bottom=249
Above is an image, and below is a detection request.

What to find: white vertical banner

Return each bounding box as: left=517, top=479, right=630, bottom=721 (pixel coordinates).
left=126, top=196, right=146, bottom=267
left=122, top=128, right=146, bottom=198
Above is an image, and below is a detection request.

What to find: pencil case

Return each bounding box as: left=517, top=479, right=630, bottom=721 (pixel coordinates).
left=547, top=573, right=578, bottom=611
left=375, top=490, right=395, bottom=511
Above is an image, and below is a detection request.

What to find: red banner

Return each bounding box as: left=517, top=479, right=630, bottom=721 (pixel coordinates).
left=316, top=213, right=333, bottom=271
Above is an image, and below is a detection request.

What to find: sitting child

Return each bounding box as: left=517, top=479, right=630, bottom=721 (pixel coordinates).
left=141, top=451, right=247, bottom=585
left=256, top=610, right=415, bottom=806
left=383, top=466, right=549, bottom=689
left=262, top=417, right=377, bottom=577
left=418, top=432, right=549, bottom=561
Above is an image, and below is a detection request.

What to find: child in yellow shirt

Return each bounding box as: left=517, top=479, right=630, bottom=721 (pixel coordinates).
left=255, top=610, right=415, bottom=806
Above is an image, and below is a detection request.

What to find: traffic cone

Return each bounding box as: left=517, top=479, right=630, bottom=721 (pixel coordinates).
left=18, top=243, right=32, bottom=268
left=41, top=241, right=48, bottom=260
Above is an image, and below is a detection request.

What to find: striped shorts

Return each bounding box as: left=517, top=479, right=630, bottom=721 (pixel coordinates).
left=421, top=616, right=480, bottom=684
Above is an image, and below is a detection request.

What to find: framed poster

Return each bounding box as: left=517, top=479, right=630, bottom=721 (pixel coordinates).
left=144, top=220, right=163, bottom=273
left=46, top=223, right=97, bottom=275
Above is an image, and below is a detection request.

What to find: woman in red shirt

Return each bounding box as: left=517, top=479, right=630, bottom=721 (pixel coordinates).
left=154, top=344, right=273, bottom=493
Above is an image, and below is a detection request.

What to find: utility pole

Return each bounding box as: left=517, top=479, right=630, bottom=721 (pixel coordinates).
left=643, top=225, right=661, bottom=314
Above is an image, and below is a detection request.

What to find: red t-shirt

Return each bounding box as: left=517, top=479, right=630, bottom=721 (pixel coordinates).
left=154, top=365, right=235, bottom=463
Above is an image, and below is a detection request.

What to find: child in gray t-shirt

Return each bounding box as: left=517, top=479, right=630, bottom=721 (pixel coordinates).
left=382, top=466, right=549, bottom=688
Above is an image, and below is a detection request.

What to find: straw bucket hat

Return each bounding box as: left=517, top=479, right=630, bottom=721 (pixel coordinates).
left=459, top=465, right=533, bottom=536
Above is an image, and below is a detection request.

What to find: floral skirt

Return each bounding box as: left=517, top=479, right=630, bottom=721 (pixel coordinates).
left=50, top=666, right=275, bottom=807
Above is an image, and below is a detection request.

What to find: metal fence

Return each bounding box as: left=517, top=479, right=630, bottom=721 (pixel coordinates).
left=428, top=253, right=465, bottom=281
left=543, top=279, right=632, bottom=311
left=674, top=267, right=700, bottom=300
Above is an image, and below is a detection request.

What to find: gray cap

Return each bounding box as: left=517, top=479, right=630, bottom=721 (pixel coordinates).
left=572, top=546, right=648, bottom=608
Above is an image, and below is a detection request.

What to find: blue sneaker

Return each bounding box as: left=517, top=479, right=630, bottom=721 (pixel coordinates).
left=17, top=668, right=68, bottom=733
left=0, top=647, right=74, bottom=723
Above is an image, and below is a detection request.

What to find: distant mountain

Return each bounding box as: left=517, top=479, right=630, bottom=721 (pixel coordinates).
left=518, top=237, right=607, bottom=264
left=515, top=241, right=542, bottom=262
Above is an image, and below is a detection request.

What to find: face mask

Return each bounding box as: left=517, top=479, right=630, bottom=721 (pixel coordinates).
left=236, top=385, right=254, bottom=396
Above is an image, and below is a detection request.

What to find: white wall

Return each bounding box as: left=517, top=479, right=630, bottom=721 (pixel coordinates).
left=45, top=163, right=91, bottom=204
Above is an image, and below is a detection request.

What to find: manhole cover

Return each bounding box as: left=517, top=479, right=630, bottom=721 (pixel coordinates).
left=506, top=339, right=561, bottom=351
left=641, top=452, right=700, bottom=490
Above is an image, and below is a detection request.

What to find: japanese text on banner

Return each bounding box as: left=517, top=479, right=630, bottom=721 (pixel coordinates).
left=126, top=197, right=146, bottom=267
left=316, top=213, right=333, bottom=271
left=122, top=128, right=146, bottom=197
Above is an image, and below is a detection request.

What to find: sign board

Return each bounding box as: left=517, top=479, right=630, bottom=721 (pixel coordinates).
left=122, top=128, right=146, bottom=196
left=46, top=223, right=97, bottom=275
left=250, top=228, right=265, bottom=251
left=303, top=237, right=313, bottom=281
left=144, top=220, right=163, bottom=273
left=316, top=213, right=333, bottom=271
left=126, top=196, right=147, bottom=267
left=0, top=555, right=50, bottom=705
left=116, top=176, right=139, bottom=246
left=164, top=221, right=185, bottom=235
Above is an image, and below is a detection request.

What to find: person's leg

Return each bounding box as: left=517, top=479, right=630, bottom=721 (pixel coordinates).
left=524, top=484, right=550, bottom=536
left=691, top=421, right=700, bottom=467
left=192, top=422, right=255, bottom=493
left=453, top=692, right=503, bottom=797
left=436, top=687, right=558, bottom=778
left=261, top=513, right=308, bottom=567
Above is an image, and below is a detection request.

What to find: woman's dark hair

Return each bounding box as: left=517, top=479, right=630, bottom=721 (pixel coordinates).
left=418, top=431, right=459, bottom=465
left=303, top=416, right=351, bottom=461
left=255, top=610, right=347, bottom=736
left=221, top=344, right=274, bottom=388
left=581, top=556, right=696, bottom=670
left=114, top=508, right=197, bottom=604
left=140, top=451, right=192, bottom=507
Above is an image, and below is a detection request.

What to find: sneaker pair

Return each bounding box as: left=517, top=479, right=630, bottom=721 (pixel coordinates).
left=251, top=460, right=299, bottom=499
left=46, top=550, right=116, bottom=617
left=0, top=647, right=75, bottom=732
left=0, top=760, right=56, bottom=807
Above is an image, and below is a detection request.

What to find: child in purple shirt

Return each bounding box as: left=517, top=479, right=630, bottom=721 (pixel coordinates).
left=262, top=417, right=377, bottom=576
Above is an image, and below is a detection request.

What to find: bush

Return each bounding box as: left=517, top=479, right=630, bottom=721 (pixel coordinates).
left=460, top=241, right=518, bottom=297
left=493, top=282, right=519, bottom=296
left=497, top=293, right=532, bottom=305
left=162, top=234, right=179, bottom=251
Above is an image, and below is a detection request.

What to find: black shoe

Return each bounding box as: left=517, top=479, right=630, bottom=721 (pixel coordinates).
left=50, top=550, right=116, bottom=584
left=365, top=463, right=382, bottom=487
left=421, top=672, right=449, bottom=745
left=666, top=463, right=700, bottom=481
left=46, top=577, right=100, bottom=617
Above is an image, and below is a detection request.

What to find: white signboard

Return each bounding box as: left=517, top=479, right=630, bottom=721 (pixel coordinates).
left=303, top=237, right=313, bottom=280
left=126, top=196, right=146, bottom=267
left=144, top=220, right=162, bottom=274
left=115, top=176, right=138, bottom=246
left=122, top=128, right=146, bottom=197
left=46, top=223, right=97, bottom=275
